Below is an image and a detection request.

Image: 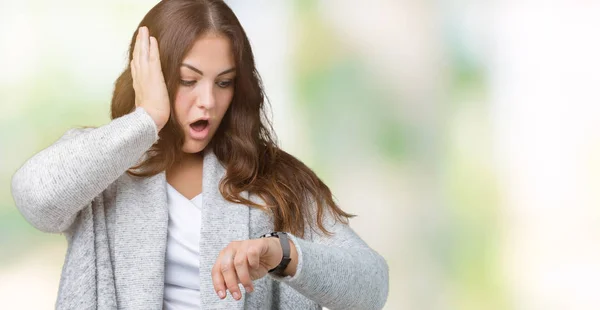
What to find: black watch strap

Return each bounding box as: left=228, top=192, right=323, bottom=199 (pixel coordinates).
left=259, top=232, right=291, bottom=276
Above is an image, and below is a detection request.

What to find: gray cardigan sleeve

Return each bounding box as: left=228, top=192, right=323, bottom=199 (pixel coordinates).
left=269, top=207, right=390, bottom=310
left=11, top=107, right=159, bottom=233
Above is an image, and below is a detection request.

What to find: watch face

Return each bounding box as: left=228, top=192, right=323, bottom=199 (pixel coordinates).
left=261, top=232, right=282, bottom=238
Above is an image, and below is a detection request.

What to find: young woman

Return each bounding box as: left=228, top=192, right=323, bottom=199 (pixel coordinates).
left=11, top=0, right=389, bottom=309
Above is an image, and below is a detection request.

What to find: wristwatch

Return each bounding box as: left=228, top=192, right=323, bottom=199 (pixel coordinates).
left=259, top=232, right=291, bottom=276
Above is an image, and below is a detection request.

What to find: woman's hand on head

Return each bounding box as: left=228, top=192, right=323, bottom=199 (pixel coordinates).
left=211, top=237, right=288, bottom=301
left=131, top=26, right=170, bottom=131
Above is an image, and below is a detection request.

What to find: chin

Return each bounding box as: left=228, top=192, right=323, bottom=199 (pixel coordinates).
left=181, top=140, right=208, bottom=154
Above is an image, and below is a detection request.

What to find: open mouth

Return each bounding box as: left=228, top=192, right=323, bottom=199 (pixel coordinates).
left=190, top=119, right=209, bottom=132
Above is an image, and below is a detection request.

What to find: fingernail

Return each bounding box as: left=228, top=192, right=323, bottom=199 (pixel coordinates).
left=233, top=291, right=240, bottom=299
left=218, top=290, right=225, bottom=298
left=245, top=286, right=253, bottom=293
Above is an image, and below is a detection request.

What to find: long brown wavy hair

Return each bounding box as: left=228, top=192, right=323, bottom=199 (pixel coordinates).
left=110, top=0, right=354, bottom=237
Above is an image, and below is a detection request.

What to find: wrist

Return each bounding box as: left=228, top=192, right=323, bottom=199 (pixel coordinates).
left=267, top=238, right=282, bottom=269
left=260, top=232, right=292, bottom=276
left=154, top=120, right=166, bottom=132
left=149, top=113, right=167, bottom=131
left=138, top=106, right=167, bottom=131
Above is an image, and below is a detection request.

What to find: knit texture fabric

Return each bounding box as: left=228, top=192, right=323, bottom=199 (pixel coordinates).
left=11, top=107, right=389, bottom=310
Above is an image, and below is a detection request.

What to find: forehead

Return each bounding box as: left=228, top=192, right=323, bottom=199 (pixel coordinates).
left=181, top=33, right=235, bottom=72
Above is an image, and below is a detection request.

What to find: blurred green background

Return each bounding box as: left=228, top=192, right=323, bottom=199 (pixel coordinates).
left=2, top=1, right=600, bottom=309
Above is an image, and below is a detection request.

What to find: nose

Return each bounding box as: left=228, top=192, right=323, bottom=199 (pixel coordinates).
left=195, top=82, right=215, bottom=110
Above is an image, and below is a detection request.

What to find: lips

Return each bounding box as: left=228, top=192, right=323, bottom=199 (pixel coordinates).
left=189, top=118, right=210, bottom=140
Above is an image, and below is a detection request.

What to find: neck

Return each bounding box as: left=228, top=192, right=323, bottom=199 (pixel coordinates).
left=180, top=151, right=204, bottom=165
left=166, top=151, right=205, bottom=198
left=166, top=151, right=204, bottom=180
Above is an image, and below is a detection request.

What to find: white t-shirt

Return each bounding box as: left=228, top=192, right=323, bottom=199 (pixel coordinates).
left=163, top=183, right=203, bottom=310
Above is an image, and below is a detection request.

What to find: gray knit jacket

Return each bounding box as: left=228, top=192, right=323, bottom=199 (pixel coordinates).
left=11, top=107, right=389, bottom=310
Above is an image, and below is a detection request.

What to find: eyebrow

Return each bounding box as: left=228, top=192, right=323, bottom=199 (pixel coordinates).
left=181, top=63, right=236, bottom=77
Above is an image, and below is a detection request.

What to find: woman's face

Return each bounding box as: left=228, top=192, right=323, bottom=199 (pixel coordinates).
left=174, top=32, right=236, bottom=154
